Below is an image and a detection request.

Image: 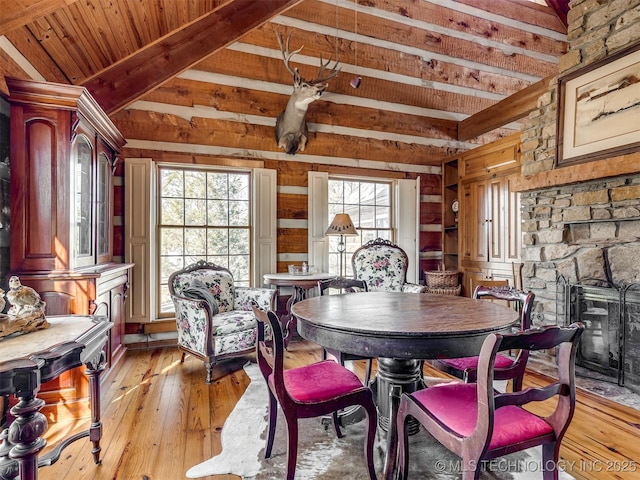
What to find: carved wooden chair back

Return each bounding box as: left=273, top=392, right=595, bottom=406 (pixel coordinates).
left=431, top=286, right=535, bottom=391
left=318, top=277, right=368, bottom=295
left=317, top=277, right=373, bottom=386
left=473, top=285, right=534, bottom=330
left=397, top=323, right=585, bottom=480
left=468, top=278, right=510, bottom=306
left=253, top=307, right=378, bottom=480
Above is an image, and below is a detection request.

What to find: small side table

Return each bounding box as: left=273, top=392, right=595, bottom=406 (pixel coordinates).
left=0, top=315, right=112, bottom=480
left=263, top=272, right=335, bottom=346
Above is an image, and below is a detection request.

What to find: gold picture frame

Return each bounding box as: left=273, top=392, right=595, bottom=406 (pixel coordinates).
left=556, top=41, right=640, bottom=167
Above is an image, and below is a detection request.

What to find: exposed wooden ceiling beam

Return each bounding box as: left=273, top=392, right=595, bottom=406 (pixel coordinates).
left=82, top=0, right=303, bottom=115
left=545, top=0, right=569, bottom=28
left=457, top=74, right=554, bottom=141
left=0, top=0, right=79, bottom=35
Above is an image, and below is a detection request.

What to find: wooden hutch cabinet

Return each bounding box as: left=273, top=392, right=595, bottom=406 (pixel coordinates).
left=7, top=78, right=132, bottom=417
left=442, top=133, right=522, bottom=296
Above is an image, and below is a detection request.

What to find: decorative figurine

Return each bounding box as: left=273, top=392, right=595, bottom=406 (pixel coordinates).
left=6, top=276, right=46, bottom=316
left=0, top=276, right=49, bottom=339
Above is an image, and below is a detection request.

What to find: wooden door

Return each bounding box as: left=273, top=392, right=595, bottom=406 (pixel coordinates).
left=505, top=175, right=522, bottom=262
left=487, top=177, right=505, bottom=263
left=460, top=182, right=472, bottom=262
left=472, top=180, right=489, bottom=263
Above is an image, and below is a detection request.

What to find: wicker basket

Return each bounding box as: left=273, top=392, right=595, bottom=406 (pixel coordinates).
left=424, top=269, right=459, bottom=288
left=427, top=285, right=462, bottom=296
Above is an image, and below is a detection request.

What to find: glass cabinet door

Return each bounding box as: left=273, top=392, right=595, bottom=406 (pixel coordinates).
left=74, top=135, right=94, bottom=267
left=97, top=151, right=111, bottom=261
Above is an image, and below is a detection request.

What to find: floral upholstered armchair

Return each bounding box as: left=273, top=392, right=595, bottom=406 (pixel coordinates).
left=169, top=260, right=277, bottom=383
left=352, top=238, right=427, bottom=293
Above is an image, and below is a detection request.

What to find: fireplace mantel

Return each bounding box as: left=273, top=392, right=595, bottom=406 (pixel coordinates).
left=511, top=151, right=640, bottom=193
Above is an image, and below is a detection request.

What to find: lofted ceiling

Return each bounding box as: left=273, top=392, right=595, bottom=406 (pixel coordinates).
left=0, top=0, right=569, bottom=165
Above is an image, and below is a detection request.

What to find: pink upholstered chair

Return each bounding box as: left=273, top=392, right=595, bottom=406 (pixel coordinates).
left=397, top=323, right=584, bottom=480
left=318, top=277, right=373, bottom=386
left=253, top=307, right=378, bottom=480
left=430, top=285, right=535, bottom=391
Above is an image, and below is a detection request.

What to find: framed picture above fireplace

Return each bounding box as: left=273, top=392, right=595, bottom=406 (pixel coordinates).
left=556, top=41, right=640, bottom=167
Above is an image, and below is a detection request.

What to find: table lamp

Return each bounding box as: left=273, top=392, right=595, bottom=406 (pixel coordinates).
left=325, top=213, right=358, bottom=277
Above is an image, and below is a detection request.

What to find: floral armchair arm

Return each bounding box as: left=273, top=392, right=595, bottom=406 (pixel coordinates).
left=172, top=295, right=212, bottom=357
left=235, top=287, right=277, bottom=312
left=402, top=283, right=429, bottom=293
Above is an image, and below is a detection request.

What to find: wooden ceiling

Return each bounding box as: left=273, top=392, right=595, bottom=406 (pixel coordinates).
left=0, top=0, right=569, bottom=158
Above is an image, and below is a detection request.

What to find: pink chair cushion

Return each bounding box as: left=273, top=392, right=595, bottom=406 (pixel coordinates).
left=439, top=353, right=515, bottom=371
left=411, top=383, right=554, bottom=450
left=270, top=360, right=365, bottom=403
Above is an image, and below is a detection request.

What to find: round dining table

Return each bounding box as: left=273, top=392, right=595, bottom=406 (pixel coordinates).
left=291, top=291, right=518, bottom=479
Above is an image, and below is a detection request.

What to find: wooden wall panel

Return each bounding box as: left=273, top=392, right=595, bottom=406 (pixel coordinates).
left=202, top=33, right=532, bottom=98
left=277, top=228, right=308, bottom=253
left=112, top=108, right=452, bottom=166
left=283, top=1, right=560, bottom=78
left=1, top=0, right=570, bottom=287
left=419, top=173, right=442, bottom=195
left=334, top=0, right=567, bottom=57
left=420, top=203, right=441, bottom=225
left=119, top=149, right=264, bottom=170
left=144, top=77, right=459, bottom=142
left=275, top=161, right=311, bottom=187
left=122, top=143, right=445, bottom=281
left=420, top=231, right=441, bottom=251
left=457, top=0, right=566, bottom=32
left=278, top=193, right=307, bottom=220
left=0, top=50, right=27, bottom=95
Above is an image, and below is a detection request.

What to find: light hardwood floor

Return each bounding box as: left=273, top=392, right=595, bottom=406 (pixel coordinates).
left=37, top=340, right=640, bottom=480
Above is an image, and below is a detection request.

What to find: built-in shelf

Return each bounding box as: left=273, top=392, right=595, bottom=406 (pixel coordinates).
left=441, top=157, right=459, bottom=272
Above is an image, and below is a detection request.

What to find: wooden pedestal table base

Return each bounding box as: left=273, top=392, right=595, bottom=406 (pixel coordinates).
left=263, top=272, right=335, bottom=347
left=292, top=292, right=518, bottom=480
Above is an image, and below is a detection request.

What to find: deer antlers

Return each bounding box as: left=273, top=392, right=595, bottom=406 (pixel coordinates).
left=275, top=29, right=340, bottom=84
left=274, top=29, right=340, bottom=155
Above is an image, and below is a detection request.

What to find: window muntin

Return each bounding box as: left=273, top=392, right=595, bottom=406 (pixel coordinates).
left=157, top=167, right=251, bottom=316
left=74, top=135, right=93, bottom=260
left=328, top=178, right=393, bottom=276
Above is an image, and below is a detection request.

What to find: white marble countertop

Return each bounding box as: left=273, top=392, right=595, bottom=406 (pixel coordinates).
left=263, top=272, right=335, bottom=281
left=0, top=315, right=98, bottom=363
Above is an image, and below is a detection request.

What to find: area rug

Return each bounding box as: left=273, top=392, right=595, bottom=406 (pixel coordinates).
left=187, top=363, right=575, bottom=479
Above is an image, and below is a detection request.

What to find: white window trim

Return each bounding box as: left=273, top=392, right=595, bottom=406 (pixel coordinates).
left=124, top=158, right=276, bottom=322
left=308, top=172, right=419, bottom=283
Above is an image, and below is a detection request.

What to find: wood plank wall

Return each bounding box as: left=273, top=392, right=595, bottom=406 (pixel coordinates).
left=115, top=150, right=443, bottom=281
left=105, top=0, right=565, bottom=283
left=1, top=0, right=567, bottom=286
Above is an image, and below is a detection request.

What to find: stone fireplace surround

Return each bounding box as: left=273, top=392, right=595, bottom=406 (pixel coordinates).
left=512, top=1, right=639, bottom=406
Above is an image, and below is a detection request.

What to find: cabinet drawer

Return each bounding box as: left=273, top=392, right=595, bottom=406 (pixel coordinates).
left=461, top=141, right=520, bottom=179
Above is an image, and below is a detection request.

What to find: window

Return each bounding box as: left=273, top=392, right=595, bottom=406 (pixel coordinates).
left=327, top=178, right=393, bottom=276
left=157, top=166, right=251, bottom=316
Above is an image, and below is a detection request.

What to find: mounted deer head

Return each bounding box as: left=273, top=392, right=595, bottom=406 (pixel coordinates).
left=275, top=30, right=340, bottom=155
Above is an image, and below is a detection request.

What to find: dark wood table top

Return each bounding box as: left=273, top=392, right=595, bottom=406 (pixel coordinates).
left=291, top=291, right=518, bottom=359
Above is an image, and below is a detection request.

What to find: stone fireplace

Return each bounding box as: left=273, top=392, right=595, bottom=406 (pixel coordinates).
left=514, top=1, right=640, bottom=390
left=557, top=278, right=640, bottom=393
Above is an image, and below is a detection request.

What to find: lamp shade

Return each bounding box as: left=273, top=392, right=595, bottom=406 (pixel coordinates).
left=325, top=213, right=358, bottom=236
